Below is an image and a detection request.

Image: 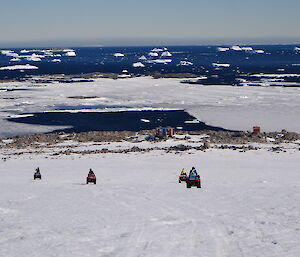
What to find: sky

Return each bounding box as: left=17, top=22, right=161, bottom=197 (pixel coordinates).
left=0, top=0, right=300, bottom=47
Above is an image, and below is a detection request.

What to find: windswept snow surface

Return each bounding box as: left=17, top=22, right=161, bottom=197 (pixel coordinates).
left=0, top=148, right=299, bottom=257
left=0, top=77, right=300, bottom=136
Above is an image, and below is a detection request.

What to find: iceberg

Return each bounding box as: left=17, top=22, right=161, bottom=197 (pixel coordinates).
left=1, top=50, right=19, bottom=57
left=10, top=58, right=21, bottom=62
left=217, top=47, right=230, bottom=52
left=151, top=48, right=165, bottom=52
left=65, top=51, right=76, bottom=57
left=133, top=62, right=145, bottom=68
left=161, top=51, right=172, bottom=57
left=27, top=56, right=42, bottom=62
left=231, top=45, right=243, bottom=51
left=114, top=53, right=124, bottom=57
left=0, top=64, right=38, bottom=70
left=294, top=47, right=300, bottom=52
left=241, top=47, right=253, bottom=52
left=139, top=55, right=147, bottom=61
left=255, top=50, right=265, bottom=54
left=148, top=52, right=159, bottom=57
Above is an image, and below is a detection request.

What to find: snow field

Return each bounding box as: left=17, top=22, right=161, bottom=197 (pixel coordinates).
left=0, top=149, right=299, bottom=257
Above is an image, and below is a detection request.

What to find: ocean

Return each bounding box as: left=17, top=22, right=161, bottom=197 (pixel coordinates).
left=1, top=45, right=300, bottom=86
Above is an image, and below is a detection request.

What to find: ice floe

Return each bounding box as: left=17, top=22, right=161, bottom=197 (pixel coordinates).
left=0, top=64, right=38, bottom=70
left=217, top=47, right=230, bottom=52
left=146, top=59, right=172, bottom=64
left=51, top=59, right=62, bottom=63
left=27, top=56, right=42, bottom=62
left=179, top=61, right=193, bottom=66
left=140, top=118, right=150, bottom=123
left=212, top=63, right=230, bottom=68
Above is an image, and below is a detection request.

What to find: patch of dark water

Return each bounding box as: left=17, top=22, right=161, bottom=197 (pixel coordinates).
left=7, top=110, right=232, bottom=133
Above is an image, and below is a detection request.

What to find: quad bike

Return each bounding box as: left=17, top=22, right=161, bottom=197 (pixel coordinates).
left=86, top=174, right=96, bottom=184
left=34, top=173, right=41, bottom=180
left=186, top=175, right=201, bottom=188
left=178, top=174, right=188, bottom=183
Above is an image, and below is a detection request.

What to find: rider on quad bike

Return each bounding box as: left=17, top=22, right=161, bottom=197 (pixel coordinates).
left=189, top=167, right=198, bottom=177
left=186, top=167, right=201, bottom=188
left=178, top=168, right=188, bottom=183
left=86, top=168, right=96, bottom=184
left=34, top=167, right=41, bottom=180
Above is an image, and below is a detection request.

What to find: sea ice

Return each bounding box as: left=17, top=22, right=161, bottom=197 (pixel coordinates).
left=0, top=64, right=38, bottom=70
left=146, top=59, right=172, bottom=64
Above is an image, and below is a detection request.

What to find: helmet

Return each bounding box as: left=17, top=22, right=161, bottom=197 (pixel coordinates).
left=192, top=167, right=195, bottom=170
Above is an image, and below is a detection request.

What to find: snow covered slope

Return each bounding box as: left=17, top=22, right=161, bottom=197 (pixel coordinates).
left=0, top=148, right=299, bottom=257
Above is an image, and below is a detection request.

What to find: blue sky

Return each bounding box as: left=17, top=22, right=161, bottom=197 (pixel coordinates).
left=1, top=0, right=299, bottom=46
